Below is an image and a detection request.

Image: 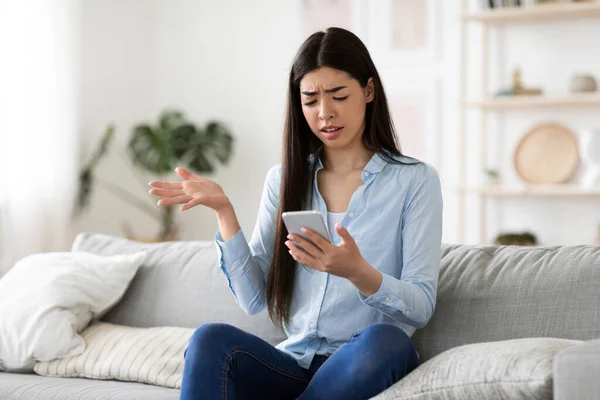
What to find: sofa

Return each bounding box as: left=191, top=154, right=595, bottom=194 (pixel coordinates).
left=0, top=232, right=598, bottom=400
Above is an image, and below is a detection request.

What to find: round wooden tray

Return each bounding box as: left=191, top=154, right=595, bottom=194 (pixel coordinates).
left=514, top=123, right=579, bottom=185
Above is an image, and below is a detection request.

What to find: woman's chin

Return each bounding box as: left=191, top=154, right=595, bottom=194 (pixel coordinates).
left=322, top=139, right=350, bottom=150
left=319, top=134, right=362, bottom=150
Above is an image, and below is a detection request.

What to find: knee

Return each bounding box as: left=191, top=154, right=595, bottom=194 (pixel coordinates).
left=359, top=323, right=407, bottom=343
left=358, top=324, right=418, bottom=365
left=187, top=322, right=237, bottom=353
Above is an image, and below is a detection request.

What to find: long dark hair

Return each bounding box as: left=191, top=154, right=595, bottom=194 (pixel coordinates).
left=267, top=27, right=413, bottom=329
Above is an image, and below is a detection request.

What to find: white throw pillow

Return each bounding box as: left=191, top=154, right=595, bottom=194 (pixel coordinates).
left=370, top=337, right=582, bottom=400
left=34, top=322, right=194, bottom=389
left=0, top=251, right=146, bottom=372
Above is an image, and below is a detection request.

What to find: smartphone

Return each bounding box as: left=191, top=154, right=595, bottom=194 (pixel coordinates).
left=281, top=210, right=332, bottom=245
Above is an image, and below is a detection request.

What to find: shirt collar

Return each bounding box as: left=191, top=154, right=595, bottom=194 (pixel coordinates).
left=314, top=151, right=387, bottom=174
left=363, top=152, right=386, bottom=174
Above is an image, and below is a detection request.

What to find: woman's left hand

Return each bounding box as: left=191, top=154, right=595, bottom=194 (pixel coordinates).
left=285, top=223, right=368, bottom=280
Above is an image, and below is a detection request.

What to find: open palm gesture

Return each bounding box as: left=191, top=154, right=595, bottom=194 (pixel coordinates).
left=148, top=167, right=230, bottom=212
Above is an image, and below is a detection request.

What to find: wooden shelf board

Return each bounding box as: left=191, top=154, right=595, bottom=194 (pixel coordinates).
left=466, top=94, right=600, bottom=109
left=462, top=2, right=600, bottom=24
left=463, top=185, right=600, bottom=197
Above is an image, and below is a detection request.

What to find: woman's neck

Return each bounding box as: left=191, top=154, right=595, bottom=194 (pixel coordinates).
left=321, top=144, right=375, bottom=174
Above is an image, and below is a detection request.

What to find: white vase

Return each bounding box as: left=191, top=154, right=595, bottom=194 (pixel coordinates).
left=579, top=129, right=600, bottom=188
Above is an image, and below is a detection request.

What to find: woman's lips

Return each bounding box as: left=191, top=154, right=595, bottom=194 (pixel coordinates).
left=321, top=127, right=343, bottom=140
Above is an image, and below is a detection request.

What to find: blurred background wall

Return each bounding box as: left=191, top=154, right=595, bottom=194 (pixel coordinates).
left=73, top=0, right=460, bottom=246
left=73, top=0, right=306, bottom=245
left=2, top=0, right=600, bottom=273
left=71, top=0, right=459, bottom=246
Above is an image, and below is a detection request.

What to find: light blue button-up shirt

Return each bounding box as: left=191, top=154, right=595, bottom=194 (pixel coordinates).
left=215, top=152, right=443, bottom=369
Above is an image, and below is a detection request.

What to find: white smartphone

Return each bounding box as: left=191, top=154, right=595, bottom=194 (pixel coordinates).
left=281, top=210, right=332, bottom=245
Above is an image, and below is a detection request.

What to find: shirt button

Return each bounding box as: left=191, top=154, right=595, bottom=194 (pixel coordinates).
left=349, top=212, right=355, bottom=218
left=310, top=323, right=316, bottom=329
left=384, top=296, right=391, bottom=302
left=319, top=285, right=325, bottom=291
left=364, top=171, right=370, bottom=177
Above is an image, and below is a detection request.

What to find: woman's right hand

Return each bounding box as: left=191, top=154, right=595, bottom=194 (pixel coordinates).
left=148, top=167, right=231, bottom=212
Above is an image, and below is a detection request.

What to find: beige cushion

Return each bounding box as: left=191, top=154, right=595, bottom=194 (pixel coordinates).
left=34, top=322, right=193, bottom=389
left=371, top=338, right=582, bottom=400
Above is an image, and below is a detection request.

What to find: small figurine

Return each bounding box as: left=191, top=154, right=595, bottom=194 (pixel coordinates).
left=494, top=67, right=543, bottom=97
left=483, top=168, right=500, bottom=185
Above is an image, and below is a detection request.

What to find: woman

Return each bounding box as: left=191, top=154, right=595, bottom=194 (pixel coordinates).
left=149, top=27, right=443, bottom=400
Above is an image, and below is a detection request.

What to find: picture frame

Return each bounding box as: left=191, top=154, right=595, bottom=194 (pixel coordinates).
left=366, top=0, right=440, bottom=66
left=299, top=0, right=369, bottom=42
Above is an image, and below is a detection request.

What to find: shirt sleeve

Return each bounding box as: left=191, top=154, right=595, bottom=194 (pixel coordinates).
left=358, top=163, right=443, bottom=328
left=215, top=164, right=282, bottom=315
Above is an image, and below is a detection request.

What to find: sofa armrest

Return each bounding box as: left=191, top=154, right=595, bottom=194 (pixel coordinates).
left=553, top=338, right=600, bottom=400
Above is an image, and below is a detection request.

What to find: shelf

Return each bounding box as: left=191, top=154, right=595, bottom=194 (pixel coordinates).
left=462, top=2, right=600, bottom=25
left=463, top=185, right=600, bottom=197
left=466, top=93, right=600, bottom=109
left=458, top=1, right=600, bottom=243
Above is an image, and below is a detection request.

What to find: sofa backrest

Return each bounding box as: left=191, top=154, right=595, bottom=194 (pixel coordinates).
left=73, top=233, right=600, bottom=363
left=412, top=244, right=600, bottom=362
left=71, top=232, right=286, bottom=346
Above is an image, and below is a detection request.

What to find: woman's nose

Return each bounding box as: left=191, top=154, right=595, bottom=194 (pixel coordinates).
left=318, top=100, right=334, bottom=121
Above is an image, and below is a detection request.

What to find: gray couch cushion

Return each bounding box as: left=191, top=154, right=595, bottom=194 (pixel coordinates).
left=71, top=232, right=286, bottom=346
left=413, top=244, right=600, bottom=363
left=0, top=372, right=178, bottom=400
left=553, top=338, right=600, bottom=400
left=371, top=337, right=581, bottom=400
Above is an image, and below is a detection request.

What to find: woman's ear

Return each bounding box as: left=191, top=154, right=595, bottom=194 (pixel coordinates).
left=364, top=77, right=375, bottom=103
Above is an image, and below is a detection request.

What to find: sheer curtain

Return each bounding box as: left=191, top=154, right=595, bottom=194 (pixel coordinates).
left=0, top=0, right=79, bottom=274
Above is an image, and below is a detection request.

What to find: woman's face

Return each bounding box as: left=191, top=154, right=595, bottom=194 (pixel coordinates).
left=299, top=67, right=374, bottom=150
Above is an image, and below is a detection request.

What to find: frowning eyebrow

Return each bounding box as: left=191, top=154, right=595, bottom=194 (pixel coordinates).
left=301, top=86, right=347, bottom=96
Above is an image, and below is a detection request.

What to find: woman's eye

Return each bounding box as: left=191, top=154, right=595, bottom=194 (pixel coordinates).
left=303, top=100, right=317, bottom=106
left=333, top=96, right=348, bottom=101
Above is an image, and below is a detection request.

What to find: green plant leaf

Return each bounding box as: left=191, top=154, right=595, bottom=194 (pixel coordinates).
left=187, top=149, right=214, bottom=173
left=170, top=123, right=197, bottom=160
left=74, top=167, right=93, bottom=216
left=94, top=124, right=115, bottom=163
left=128, top=124, right=173, bottom=174
left=204, top=121, right=234, bottom=164
left=73, top=124, right=116, bottom=217
left=159, top=110, right=185, bottom=133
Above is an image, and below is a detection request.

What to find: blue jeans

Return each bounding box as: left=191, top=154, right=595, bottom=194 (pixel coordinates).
left=180, top=322, right=419, bottom=400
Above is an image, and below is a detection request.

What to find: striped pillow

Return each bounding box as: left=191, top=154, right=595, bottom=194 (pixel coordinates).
left=33, top=322, right=194, bottom=389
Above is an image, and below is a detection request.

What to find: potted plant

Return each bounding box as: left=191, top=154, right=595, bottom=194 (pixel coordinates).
left=483, top=168, right=501, bottom=185
left=74, top=109, right=234, bottom=242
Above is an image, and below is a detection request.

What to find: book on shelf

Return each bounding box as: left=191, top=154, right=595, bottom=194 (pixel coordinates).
left=477, top=0, right=544, bottom=11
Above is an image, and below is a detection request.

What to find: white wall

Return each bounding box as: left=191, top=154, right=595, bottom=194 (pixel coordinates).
left=76, top=0, right=306, bottom=242
left=77, top=0, right=598, bottom=246
left=148, top=0, right=462, bottom=243
left=151, top=0, right=303, bottom=241
left=76, top=0, right=462, bottom=244
left=75, top=0, right=160, bottom=240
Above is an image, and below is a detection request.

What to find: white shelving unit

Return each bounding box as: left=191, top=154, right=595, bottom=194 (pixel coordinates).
left=464, top=184, right=600, bottom=197
left=465, top=93, right=600, bottom=110
left=458, top=0, right=600, bottom=244
left=462, top=1, right=600, bottom=24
